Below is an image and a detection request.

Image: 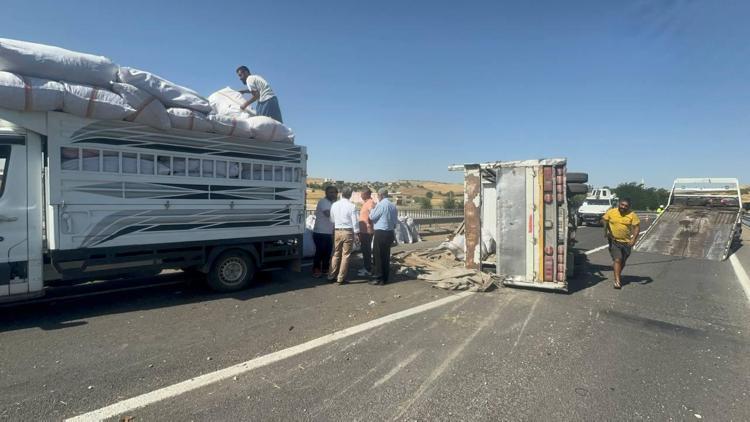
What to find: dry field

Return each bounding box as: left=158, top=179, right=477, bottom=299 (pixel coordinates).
left=305, top=178, right=464, bottom=209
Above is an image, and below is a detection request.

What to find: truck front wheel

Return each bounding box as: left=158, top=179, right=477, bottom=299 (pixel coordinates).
left=207, top=250, right=256, bottom=292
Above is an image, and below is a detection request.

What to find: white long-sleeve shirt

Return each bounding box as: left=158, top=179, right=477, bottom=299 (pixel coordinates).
left=313, top=198, right=334, bottom=234
left=330, top=198, right=360, bottom=233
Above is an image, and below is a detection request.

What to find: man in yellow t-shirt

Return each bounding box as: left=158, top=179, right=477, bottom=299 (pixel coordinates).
left=601, top=198, right=641, bottom=289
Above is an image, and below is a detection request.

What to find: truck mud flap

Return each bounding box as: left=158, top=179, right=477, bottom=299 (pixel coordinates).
left=635, top=206, right=740, bottom=261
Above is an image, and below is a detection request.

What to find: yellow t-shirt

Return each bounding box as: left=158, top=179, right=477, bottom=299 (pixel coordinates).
left=603, top=208, right=640, bottom=243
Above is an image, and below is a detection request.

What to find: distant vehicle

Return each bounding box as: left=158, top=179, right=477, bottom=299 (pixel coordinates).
left=576, top=188, right=617, bottom=226
left=635, top=178, right=743, bottom=261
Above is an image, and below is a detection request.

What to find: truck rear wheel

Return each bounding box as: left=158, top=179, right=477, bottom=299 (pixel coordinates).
left=207, top=250, right=256, bottom=292
left=567, top=183, right=588, bottom=195
left=566, top=172, right=588, bottom=183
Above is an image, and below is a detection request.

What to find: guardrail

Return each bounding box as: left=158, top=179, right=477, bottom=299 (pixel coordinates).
left=412, top=216, right=463, bottom=225
left=742, top=214, right=750, bottom=227
left=305, top=208, right=464, bottom=219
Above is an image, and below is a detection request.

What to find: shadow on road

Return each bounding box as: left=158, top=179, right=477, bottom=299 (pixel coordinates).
left=0, top=269, right=327, bottom=334
left=566, top=252, right=608, bottom=294
left=621, top=275, right=654, bottom=286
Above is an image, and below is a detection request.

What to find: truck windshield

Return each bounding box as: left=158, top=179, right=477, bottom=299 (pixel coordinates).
left=0, top=145, right=9, bottom=198
left=585, top=199, right=611, bottom=205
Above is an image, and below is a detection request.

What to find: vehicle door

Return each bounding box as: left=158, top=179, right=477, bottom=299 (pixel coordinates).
left=0, top=135, right=29, bottom=297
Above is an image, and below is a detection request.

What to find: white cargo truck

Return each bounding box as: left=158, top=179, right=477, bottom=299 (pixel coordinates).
left=0, top=110, right=306, bottom=303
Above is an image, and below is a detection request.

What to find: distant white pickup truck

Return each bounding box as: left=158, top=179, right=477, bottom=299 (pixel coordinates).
left=576, top=188, right=617, bottom=226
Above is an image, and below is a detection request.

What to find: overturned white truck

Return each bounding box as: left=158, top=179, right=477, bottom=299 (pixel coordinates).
left=450, top=159, right=588, bottom=292
left=0, top=110, right=306, bottom=303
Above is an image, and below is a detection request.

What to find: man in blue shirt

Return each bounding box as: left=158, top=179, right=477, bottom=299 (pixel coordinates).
left=369, top=188, right=398, bottom=285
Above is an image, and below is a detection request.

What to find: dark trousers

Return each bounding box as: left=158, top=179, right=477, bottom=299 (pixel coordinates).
left=313, top=232, right=333, bottom=273
left=358, top=232, right=373, bottom=272
left=373, top=230, right=395, bottom=282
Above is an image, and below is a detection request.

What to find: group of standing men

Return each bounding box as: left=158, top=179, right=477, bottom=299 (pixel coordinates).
left=311, top=186, right=398, bottom=285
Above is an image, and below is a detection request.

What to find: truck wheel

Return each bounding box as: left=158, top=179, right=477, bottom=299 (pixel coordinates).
left=566, top=172, right=588, bottom=183
left=567, top=183, right=588, bottom=195
left=207, top=250, right=256, bottom=292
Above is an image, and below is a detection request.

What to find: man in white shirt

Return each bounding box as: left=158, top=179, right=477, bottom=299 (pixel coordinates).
left=312, top=185, right=337, bottom=278
left=236, top=65, right=283, bottom=123
left=328, top=186, right=359, bottom=284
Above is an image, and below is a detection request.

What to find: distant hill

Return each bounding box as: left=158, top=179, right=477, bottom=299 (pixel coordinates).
left=306, top=178, right=463, bottom=209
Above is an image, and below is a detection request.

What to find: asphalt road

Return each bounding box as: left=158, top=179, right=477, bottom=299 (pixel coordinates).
left=1, top=220, right=748, bottom=421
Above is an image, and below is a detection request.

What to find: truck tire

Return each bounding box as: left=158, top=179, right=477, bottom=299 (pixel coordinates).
left=207, top=250, right=256, bottom=292
left=567, top=183, right=588, bottom=195
left=566, top=172, right=588, bottom=183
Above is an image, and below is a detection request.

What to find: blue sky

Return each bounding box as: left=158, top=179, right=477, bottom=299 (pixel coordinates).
left=1, top=0, right=748, bottom=188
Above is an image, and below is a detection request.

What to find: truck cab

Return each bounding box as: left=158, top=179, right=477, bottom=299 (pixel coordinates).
left=576, top=188, right=616, bottom=226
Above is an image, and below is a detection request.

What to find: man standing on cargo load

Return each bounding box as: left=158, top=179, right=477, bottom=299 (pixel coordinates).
left=236, top=65, right=283, bottom=123
left=602, top=198, right=641, bottom=289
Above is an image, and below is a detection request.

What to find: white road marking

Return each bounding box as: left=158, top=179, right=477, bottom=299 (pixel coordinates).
left=372, top=349, right=423, bottom=388
left=66, top=291, right=474, bottom=422
left=585, top=244, right=608, bottom=255
left=728, top=254, right=750, bottom=302
left=392, top=296, right=511, bottom=420
left=310, top=301, right=469, bottom=418
left=584, top=223, right=652, bottom=256
left=510, top=296, right=541, bottom=353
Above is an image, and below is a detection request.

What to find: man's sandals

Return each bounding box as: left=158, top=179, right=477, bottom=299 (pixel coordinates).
left=613, top=282, right=622, bottom=289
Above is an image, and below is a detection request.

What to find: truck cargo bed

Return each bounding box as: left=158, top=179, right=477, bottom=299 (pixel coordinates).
left=635, top=205, right=740, bottom=261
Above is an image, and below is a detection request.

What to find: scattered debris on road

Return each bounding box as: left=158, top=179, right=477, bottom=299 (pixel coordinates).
left=392, top=247, right=498, bottom=292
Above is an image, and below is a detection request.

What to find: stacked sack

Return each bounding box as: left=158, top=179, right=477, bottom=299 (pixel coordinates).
left=0, top=38, right=294, bottom=143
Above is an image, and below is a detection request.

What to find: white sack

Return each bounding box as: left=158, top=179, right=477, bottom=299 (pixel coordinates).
left=62, top=83, right=134, bottom=120
left=439, top=234, right=466, bottom=261
left=208, top=87, right=256, bottom=117
left=0, top=71, right=63, bottom=111
left=166, top=108, right=212, bottom=132
left=303, top=215, right=317, bottom=258
left=208, top=114, right=294, bottom=142
left=481, top=227, right=496, bottom=260
left=207, top=114, right=253, bottom=138
left=111, top=82, right=171, bottom=130
left=247, top=116, right=295, bottom=142
left=0, top=38, right=117, bottom=87
left=395, top=217, right=412, bottom=244
left=117, top=67, right=211, bottom=113
left=407, top=217, right=421, bottom=243
left=395, top=217, right=421, bottom=244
